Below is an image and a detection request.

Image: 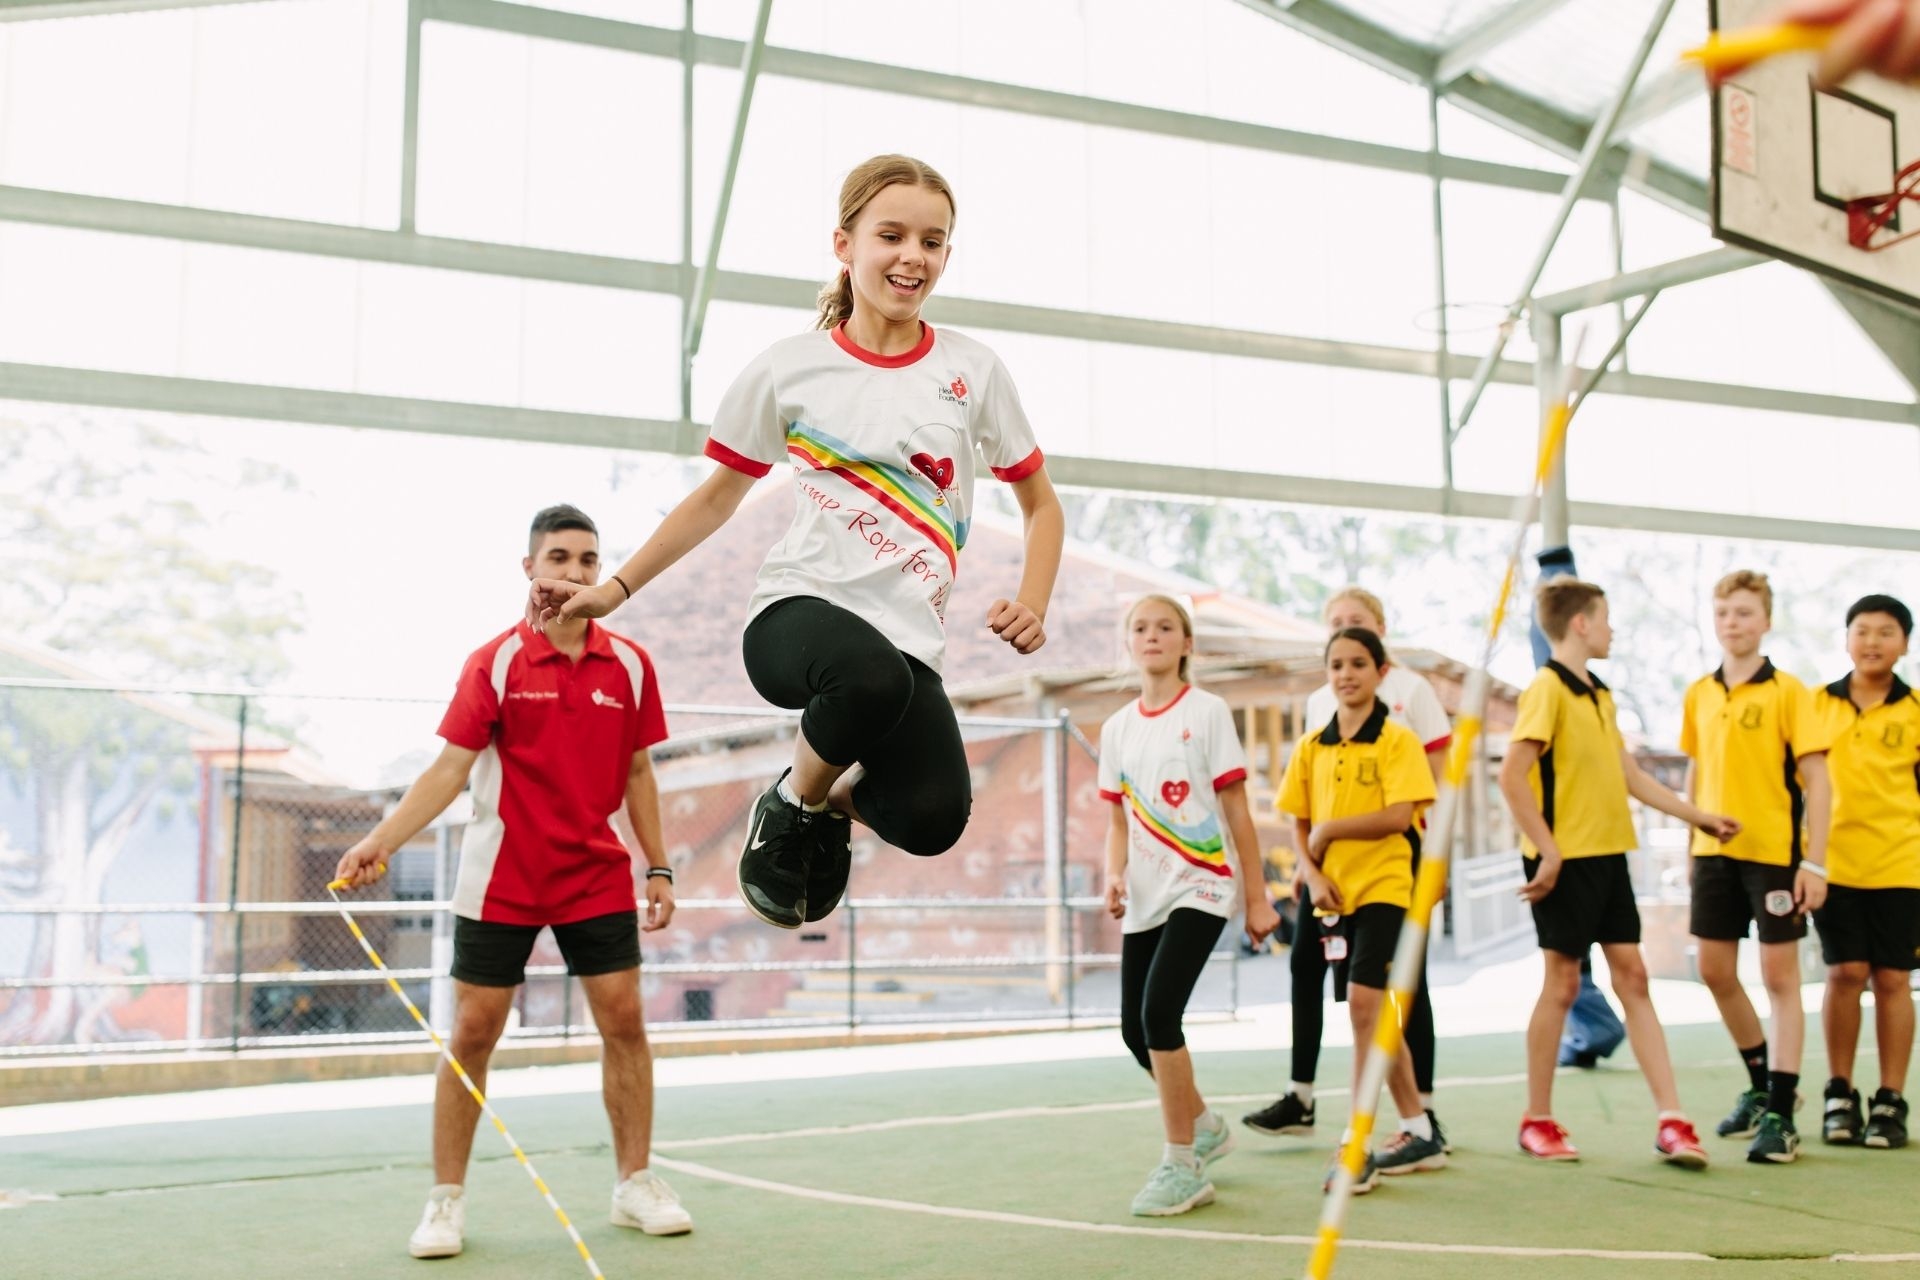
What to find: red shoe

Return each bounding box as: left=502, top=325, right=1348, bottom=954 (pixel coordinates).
left=1656, top=1117, right=1709, bottom=1168
left=1518, top=1116, right=1579, bottom=1161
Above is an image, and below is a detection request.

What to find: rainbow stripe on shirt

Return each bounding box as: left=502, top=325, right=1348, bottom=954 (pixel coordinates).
left=1120, top=777, right=1231, bottom=877
left=786, top=424, right=967, bottom=571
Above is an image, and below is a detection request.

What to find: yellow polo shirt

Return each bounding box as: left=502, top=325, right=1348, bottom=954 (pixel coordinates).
left=1510, top=661, right=1638, bottom=860
left=1278, top=698, right=1436, bottom=910
left=1679, top=660, right=1831, bottom=867
left=1810, top=675, right=1920, bottom=889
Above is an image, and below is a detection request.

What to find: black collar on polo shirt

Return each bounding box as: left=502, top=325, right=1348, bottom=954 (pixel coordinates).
left=1318, top=697, right=1390, bottom=746
left=1827, top=672, right=1914, bottom=708
left=1545, top=659, right=1607, bottom=701
left=1712, top=657, right=1777, bottom=689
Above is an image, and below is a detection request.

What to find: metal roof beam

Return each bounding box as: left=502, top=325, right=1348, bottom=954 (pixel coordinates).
left=3, top=360, right=1911, bottom=551
left=1434, top=0, right=1577, bottom=86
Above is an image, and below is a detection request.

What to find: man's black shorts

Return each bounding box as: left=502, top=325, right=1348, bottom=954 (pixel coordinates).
left=452, top=910, right=641, bottom=987
left=1525, top=853, right=1640, bottom=957
left=1813, top=886, right=1920, bottom=972
left=1690, top=855, right=1806, bottom=944
left=1340, top=902, right=1405, bottom=991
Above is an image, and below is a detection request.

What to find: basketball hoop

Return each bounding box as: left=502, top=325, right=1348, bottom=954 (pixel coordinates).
left=1847, top=158, right=1920, bottom=252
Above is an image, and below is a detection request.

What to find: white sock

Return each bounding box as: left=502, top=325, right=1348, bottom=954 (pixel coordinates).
left=1164, top=1142, right=1198, bottom=1170
left=428, top=1182, right=463, bottom=1201
left=1401, top=1113, right=1434, bottom=1141
left=1658, top=1109, right=1687, bottom=1122
left=1419, top=1093, right=1434, bottom=1110
left=1195, top=1109, right=1224, bottom=1135
left=1291, top=1081, right=1314, bottom=1105
left=776, top=775, right=829, bottom=812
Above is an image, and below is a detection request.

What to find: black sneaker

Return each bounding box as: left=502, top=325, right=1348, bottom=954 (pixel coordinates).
left=1865, top=1089, right=1909, bottom=1149
left=737, top=771, right=810, bottom=930
left=1374, top=1128, right=1447, bottom=1176
left=1427, top=1108, right=1451, bottom=1154
left=1716, top=1088, right=1769, bottom=1139
left=803, top=808, right=852, bottom=923
left=1242, top=1093, right=1315, bottom=1136
left=1823, top=1080, right=1865, bottom=1146
left=1746, top=1111, right=1799, bottom=1164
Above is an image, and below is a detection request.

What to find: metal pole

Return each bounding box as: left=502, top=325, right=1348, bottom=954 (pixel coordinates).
left=400, top=0, right=422, bottom=233
left=846, top=901, right=857, bottom=1031
left=1571, top=291, right=1659, bottom=408
left=677, top=0, right=695, bottom=437
left=1042, top=708, right=1067, bottom=1005
left=1533, top=309, right=1569, bottom=547
left=226, top=695, right=248, bottom=1052
left=430, top=822, right=452, bottom=1033
left=681, top=0, right=773, bottom=359
left=1449, top=0, right=1679, bottom=441
left=1426, top=87, right=1455, bottom=507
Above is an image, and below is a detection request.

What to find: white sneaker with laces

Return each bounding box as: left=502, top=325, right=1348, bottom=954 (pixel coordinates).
left=408, top=1185, right=466, bottom=1259
left=610, top=1169, right=693, bottom=1236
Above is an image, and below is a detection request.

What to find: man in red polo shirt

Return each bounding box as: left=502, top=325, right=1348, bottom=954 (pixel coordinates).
left=333, top=504, right=689, bottom=1260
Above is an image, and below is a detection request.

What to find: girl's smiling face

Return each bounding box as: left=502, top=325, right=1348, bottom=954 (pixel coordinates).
left=834, top=182, right=953, bottom=329
left=1128, top=598, right=1191, bottom=679
left=1327, top=636, right=1384, bottom=709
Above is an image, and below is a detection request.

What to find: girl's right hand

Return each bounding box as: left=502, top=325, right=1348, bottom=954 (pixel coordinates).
left=1104, top=878, right=1126, bottom=920
left=526, top=578, right=619, bottom=631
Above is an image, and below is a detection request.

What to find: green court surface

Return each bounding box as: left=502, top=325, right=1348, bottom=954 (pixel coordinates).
left=8, top=1021, right=1919, bottom=1280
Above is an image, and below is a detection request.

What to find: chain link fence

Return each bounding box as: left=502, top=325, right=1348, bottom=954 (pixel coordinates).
left=0, top=680, right=1239, bottom=1056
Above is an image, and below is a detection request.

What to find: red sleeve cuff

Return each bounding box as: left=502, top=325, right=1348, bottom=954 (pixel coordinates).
left=1211, top=767, right=1248, bottom=792
left=705, top=437, right=774, bottom=478
left=1098, top=788, right=1124, bottom=804
left=991, top=447, right=1045, bottom=483
left=1423, top=734, right=1452, bottom=753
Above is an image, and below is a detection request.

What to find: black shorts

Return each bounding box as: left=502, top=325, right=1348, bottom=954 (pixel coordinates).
left=1315, top=902, right=1404, bottom=993
left=1525, top=853, right=1640, bottom=957
left=1690, top=855, right=1806, bottom=945
left=451, top=910, right=641, bottom=988
left=1813, top=886, right=1920, bottom=972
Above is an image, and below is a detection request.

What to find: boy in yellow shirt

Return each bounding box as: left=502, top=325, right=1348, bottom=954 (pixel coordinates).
left=1499, top=579, right=1739, bottom=1166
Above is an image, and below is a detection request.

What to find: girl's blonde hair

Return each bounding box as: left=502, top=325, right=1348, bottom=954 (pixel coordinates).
left=1324, top=586, right=1387, bottom=631
left=815, top=154, right=957, bottom=332
left=1124, top=594, right=1195, bottom=683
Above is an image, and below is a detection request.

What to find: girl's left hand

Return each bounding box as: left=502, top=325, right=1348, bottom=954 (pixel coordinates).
left=986, top=599, right=1046, bottom=654
left=1244, top=896, right=1281, bottom=947
left=1104, top=878, right=1126, bottom=920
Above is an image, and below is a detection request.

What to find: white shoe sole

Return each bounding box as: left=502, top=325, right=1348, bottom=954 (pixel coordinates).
left=736, top=855, right=803, bottom=931
left=1131, top=1184, right=1215, bottom=1217
left=611, top=1207, right=694, bottom=1236
left=1378, top=1153, right=1447, bottom=1176
left=408, top=1240, right=463, bottom=1259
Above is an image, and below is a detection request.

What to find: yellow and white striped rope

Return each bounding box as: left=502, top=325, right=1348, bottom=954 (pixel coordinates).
left=1307, top=386, right=1577, bottom=1280
left=326, top=877, right=606, bottom=1280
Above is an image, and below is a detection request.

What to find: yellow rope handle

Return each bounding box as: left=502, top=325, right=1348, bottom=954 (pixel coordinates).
left=326, top=884, right=607, bottom=1279
left=1307, top=397, right=1574, bottom=1280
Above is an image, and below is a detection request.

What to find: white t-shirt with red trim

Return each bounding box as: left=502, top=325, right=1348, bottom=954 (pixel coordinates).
left=1306, top=666, right=1451, bottom=754
left=1097, top=684, right=1251, bottom=933
left=704, top=323, right=1043, bottom=673
left=438, top=621, right=669, bottom=926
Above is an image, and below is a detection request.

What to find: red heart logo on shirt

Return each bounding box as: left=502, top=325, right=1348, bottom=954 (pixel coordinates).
left=950, top=376, right=968, bottom=401
left=1161, top=780, right=1191, bottom=809
left=910, top=453, right=955, bottom=489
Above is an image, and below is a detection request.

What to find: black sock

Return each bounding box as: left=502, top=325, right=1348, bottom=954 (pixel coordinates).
left=1740, top=1042, right=1769, bottom=1094
left=1768, top=1070, right=1798, bottom=1119
left=1826, top=1075, right=1853, bottom=1099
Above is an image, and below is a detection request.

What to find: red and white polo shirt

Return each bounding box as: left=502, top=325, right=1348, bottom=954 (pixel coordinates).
left=438, top=621, right=668, bottom=925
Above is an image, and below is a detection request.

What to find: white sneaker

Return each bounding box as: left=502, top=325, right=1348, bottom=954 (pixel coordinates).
left=408, top=1186, right=465, bottom=1259
left=610, top=1169, right=693, bottom=1236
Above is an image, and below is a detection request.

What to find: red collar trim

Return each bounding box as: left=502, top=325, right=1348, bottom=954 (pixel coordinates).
left=516, top=618, right=612, bottom=662
left=832, top=321, right=936, bottom=368
left=1139, top=684, right=1193, bottom=718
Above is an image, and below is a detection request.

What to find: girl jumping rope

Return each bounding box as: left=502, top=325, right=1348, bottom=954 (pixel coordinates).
left=1278, top=627, right=1444, bottom=1194
left=1099, top=595, right=1281, bottom=1216
left=528, top=155, right=1064, bottom=930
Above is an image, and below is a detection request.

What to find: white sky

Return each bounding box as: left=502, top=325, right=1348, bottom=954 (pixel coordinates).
left=1, top=0, right=1917, bottom=782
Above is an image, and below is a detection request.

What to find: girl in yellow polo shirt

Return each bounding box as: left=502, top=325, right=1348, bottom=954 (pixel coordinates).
left=1278, top=627, right=1439, bottom=1190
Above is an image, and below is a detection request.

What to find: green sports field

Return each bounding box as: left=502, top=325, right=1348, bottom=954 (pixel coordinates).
left=8, top=1018, right=1918, bottom=1280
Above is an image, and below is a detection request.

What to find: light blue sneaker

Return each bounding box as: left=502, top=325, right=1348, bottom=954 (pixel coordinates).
left=1130, top=1160, right=1215, bottom=1217
left=1193, top=1114, right=1237, bottom=1168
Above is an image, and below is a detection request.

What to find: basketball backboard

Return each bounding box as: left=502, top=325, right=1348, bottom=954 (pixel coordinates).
left=1711, top=0, right=1920, bottom=308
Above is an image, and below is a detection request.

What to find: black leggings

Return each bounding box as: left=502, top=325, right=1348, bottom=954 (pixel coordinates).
left=1290, top=893, right=1438, bottom=1093
left=1120, top=908, right=1226, bottom=1073
left=741, top=595, right=971, bottom=856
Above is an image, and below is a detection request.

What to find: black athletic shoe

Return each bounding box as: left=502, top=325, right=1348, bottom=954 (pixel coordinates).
left=1746, top=1111, right=1799, bottom=1164
left=1823, top=1080, right=1865, bottom=1146
left=1716, top=1088, right=1769, bottom=1139
left=1427, top=1108, right=1451, bottom=1154
left=1865, top=1089, right=1909, bottom=1149
left=737, top=771, right=811, bottom=930
left=803, top=808, right=852, bottom=923
left=1242, top=1093, right=1315, bottom=1136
